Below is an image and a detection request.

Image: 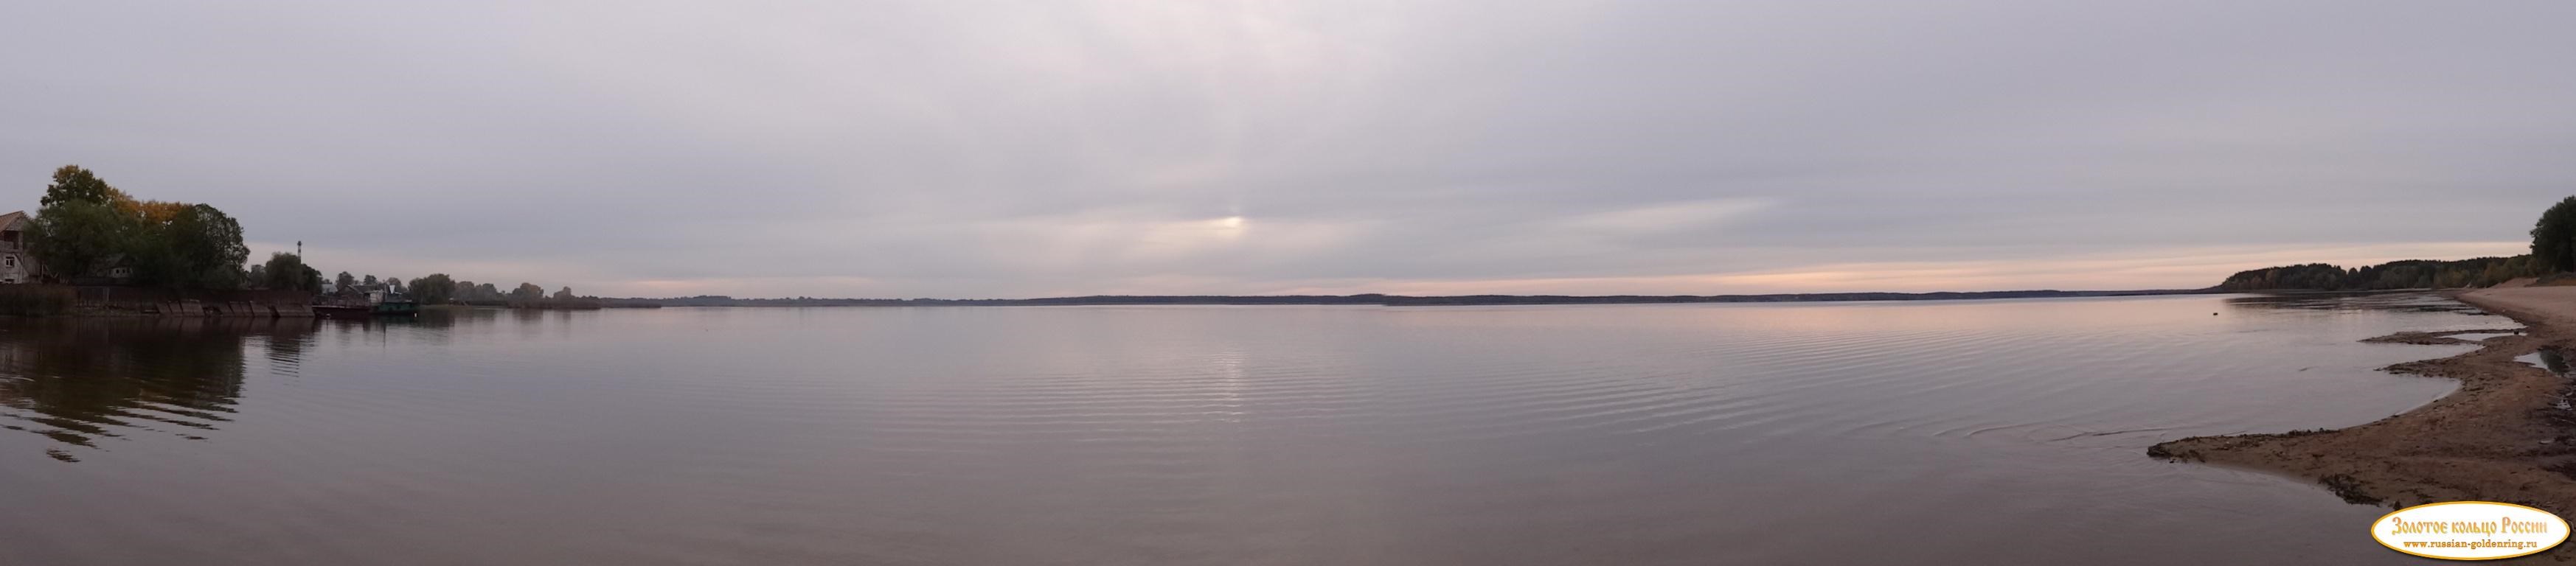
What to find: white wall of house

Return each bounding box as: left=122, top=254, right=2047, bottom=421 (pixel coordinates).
left=0, top=214, right=35, bottom=284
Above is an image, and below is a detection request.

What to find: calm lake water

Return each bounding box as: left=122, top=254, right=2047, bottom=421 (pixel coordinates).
left=0, top=294, right=2494, bottom=565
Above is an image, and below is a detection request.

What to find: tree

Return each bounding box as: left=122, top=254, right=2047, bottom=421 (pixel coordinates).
left=260, top=253, right=322, bottom=292
left=477, top=283, right=500, bottom=300
left=409, top=273, right=456, bottom=304
left=362, top=274, right=378, bottom=288
left=335, top=271, right=356, bottom=293
left=27, top=166, right=249, bottom=289
left=24, top=199, right=141, bottom=282
left=2535, top=196, right=2576, bottom=273
left=246, top=263, right=267, bottom=286
left=156, top=204, right=249, bottom=289
left=41, top=165, right=123, bottom=208
left=553, top=286, right=576, bottom=300
left=510, top=282, right=545, bottom=301
left=2220, top=256, right=2538, bottom=290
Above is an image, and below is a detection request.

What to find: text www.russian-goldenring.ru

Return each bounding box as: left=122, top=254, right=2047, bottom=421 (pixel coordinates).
left=2401, top=540, right=2538, bottom=551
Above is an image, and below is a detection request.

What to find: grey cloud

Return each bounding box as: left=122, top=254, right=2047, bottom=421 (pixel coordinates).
left=2, top=1, right=2570, bottom=297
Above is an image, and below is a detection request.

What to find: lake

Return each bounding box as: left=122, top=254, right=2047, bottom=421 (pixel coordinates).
left=0, top=294, right=2488, bottom=565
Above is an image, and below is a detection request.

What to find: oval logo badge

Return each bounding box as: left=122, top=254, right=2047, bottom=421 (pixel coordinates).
left=2375, top=501, right=2569, bottom=560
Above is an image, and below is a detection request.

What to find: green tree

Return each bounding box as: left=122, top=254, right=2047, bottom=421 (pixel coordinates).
left=28, top=166, right=251, bottom=289
left=2533, top=196, right=2576, bottom=273
left=25, top=200, right=142, bottom=282
left=40, top=165, right=122, bottom=208
left=409, top=273, right=456, bottom=304
left=260, top=253, right=322, bottom=292
left=553, top=286, right=575, bottom=300
left=157, top=204, right=249, bottom=289
left=2221, top=256, right=2537, bottom=290
left=334, top=271, right=355, bottom=293
left=510, top=282, right=544, bottom=301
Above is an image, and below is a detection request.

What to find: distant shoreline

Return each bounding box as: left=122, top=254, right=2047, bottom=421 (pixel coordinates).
left=2150, top=286, right=2576, bottom=534
left=617, top=288, right=2230, bottom=307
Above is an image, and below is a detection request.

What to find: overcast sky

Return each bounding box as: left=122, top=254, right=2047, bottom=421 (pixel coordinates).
left=3, top=1, right=2569, bottom=298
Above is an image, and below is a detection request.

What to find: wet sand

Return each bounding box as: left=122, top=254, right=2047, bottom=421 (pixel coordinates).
left=2153, top=286, right=2576, bottom=561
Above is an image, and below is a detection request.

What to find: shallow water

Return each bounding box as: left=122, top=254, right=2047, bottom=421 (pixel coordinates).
left=2523, top=349, right=2572, bottom=378
left=0, top=293, right=2485, bottom=565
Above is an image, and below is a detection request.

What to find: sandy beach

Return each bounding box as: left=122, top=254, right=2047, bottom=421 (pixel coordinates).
left=2153, top=284, right=2576, bottom=560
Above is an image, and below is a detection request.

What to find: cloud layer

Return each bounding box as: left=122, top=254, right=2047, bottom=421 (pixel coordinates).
left=1, top=1, right=2566, bottom=297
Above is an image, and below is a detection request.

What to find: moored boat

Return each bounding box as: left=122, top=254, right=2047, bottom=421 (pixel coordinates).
left=315, top=290, right=420, bottom=318
left=372, top=300, right=419, bottom=317
left=313, top=304, right=372, bottom=318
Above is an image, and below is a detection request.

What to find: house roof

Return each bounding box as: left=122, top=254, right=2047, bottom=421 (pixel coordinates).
left=0, top=211, right=22, bottom=229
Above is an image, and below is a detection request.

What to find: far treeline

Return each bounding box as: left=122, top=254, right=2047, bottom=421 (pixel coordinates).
left=2217, top=256, right=2537, bottom=291
left=331, top=273, right=636, bottom=309
left=2219, top=196, right=2576, bottom=291
left=21, top=165, right=618, bottom=310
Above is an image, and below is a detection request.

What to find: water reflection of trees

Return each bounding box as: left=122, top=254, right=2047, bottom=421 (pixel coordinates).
left=0, top=317, right=316, bottom=461
left=2222, top=291, right=2485, bottom=314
